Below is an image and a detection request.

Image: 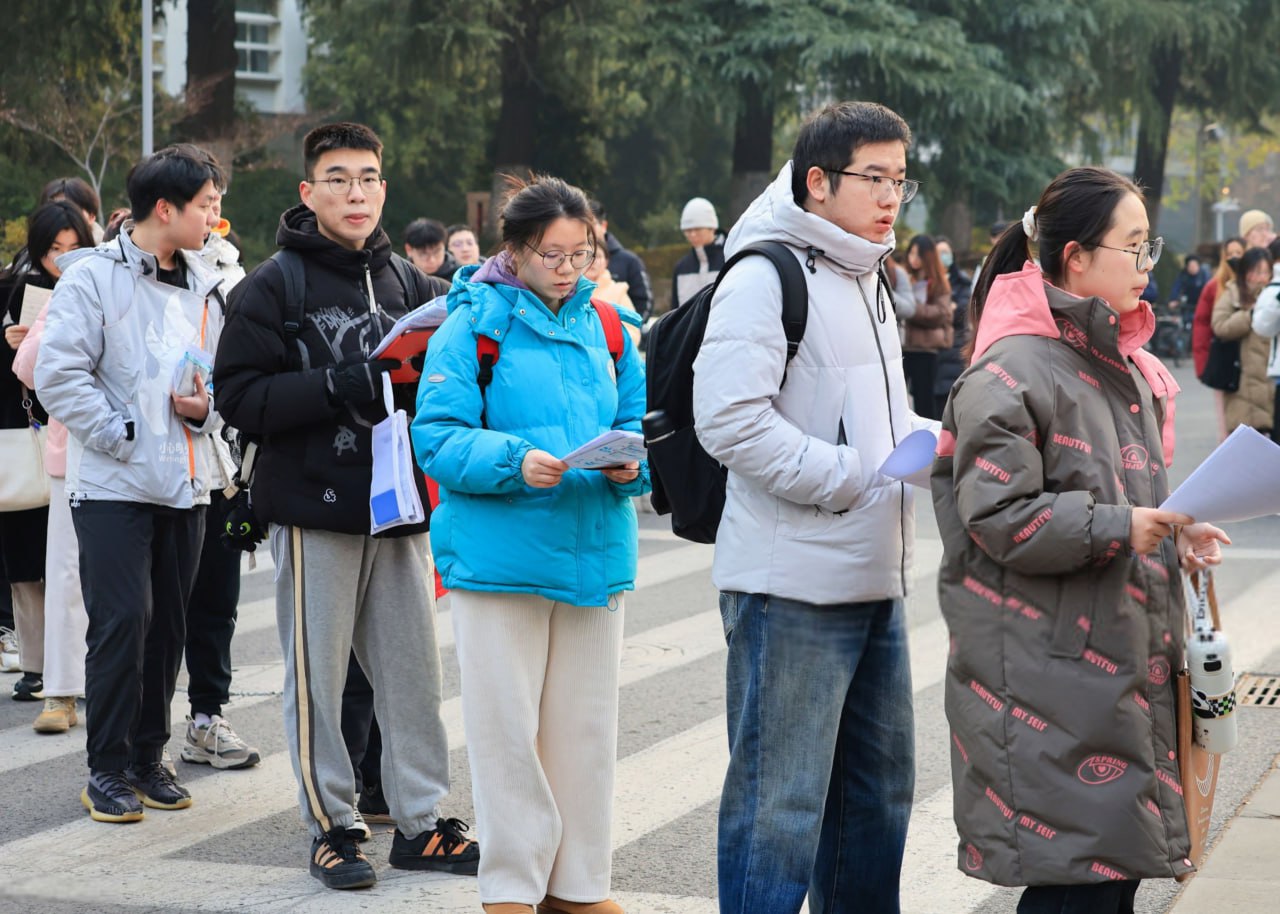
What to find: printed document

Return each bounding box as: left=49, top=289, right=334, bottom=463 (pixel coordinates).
left=1161, top=425, right=1280, bottom=523
left=561, top=430, right=647, bottom=469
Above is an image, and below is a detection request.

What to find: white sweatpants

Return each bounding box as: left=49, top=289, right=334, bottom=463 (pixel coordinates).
left=42, top=488, right=87, bottom=697
left=451, top=590, right=624, bottom=906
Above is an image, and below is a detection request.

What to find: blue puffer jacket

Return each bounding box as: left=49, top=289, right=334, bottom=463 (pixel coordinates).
left=411, top=261, right=650, bottom=606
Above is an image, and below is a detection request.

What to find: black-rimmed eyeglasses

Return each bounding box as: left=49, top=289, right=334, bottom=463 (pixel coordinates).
left=524, top=243, right=595, bottom=270
left=1094, top=237, right=1164, bottom=270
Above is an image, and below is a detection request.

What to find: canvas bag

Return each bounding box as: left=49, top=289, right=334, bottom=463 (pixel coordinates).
left=368, top=374, right=425, bottom=534
left=0, top=386, right=50, bottom=511
left=1175, top=570, right=1225, bottom=880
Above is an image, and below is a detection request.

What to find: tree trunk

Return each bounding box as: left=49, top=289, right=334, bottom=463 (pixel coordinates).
left=1133, top=44, right=1182, bottom=230
left=180, top=0, right=237, bottom=141
left=939, top=195, right=974, bottom=257
left=728, top=78, right=774, bottom=224
left=489, top=1, right=546, bottom=241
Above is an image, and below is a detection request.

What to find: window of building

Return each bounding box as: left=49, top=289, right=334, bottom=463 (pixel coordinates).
left=235, top=1, right=280, bottom=79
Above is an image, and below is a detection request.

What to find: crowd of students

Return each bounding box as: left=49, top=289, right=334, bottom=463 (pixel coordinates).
left=0, top=99, right=1243, bottom=914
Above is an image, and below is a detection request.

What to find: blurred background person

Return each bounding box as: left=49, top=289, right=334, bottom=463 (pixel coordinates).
left=900, top=233, right=954, bottom=420
left=405, top=218, right=459, bottom=282
left=446, top=223, right=483, bottom=267
left=1193, top=236, right=1246, bottom=440
left=932, top=235, right=973, bottom=413
left=671, top=196, right=724, bottom=310
left=1211, top=245, right=1275, bottom=437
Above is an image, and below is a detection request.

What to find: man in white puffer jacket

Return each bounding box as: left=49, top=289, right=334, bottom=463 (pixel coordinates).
left=1250, top=243, right=1280, bottom=441
left=693, top=101, right=936, bottom=914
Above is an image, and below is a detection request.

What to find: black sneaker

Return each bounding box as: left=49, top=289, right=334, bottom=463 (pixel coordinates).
left=357, top=780, right=395, bottom=825
left=389, top=817, right=480, bottom=875
left=310, top=826, right=377, bottom=889
left=12, top=673, right=43, bottom=701
left=126, top=762, right=193, bottom=809
left=81, top=771, right=145, bottom=823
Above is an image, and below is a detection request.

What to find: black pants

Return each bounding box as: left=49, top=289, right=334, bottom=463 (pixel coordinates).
left=74, top=500, right=205, bottom=772
left=902, top=350, right=942, bottom=420
left=1018, top=880, right=1140, bottom=914
left=340, top=652, right=383, bottom=794
left=185, top=490, right=241, bottom=717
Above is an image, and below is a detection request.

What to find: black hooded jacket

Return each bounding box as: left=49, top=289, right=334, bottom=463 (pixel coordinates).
left=604, top=233, right=653, bottom=318
left=213, top=204, right=447, bottom=535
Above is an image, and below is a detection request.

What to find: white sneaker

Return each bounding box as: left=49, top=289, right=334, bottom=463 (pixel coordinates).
left=0, top=627, right=20, bottom=673
left=180, top=714, right=261, bottom=770
left=349, top=807, right=372, bottom=842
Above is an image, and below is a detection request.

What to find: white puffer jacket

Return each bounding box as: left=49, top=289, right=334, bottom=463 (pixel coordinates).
left=1251, top=264, right=1280, bottom=377
left=693, top=162, right=936, bottom=605
left=36, top=229, right=225, bottom=509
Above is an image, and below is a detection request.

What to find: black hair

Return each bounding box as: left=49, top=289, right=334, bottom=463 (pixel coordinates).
left=1233, top=246, right=1274, bottom=306
left=446, top=223, right=476, bottom=243
left=1184, top=254, right=1202, bottom=267
left=966, top=167, right=1142, bottom=361
left=498, top=174, right=596, bottom=254
left=125, top=143, right=225, bottom=223
left=302, top=122, right=382, bottom=180
left=588, top=198, right=607, bottom=222
left=405, top=218, right=446, bottom=249
left=28, top=200, right=94, bottom=272
left=39, top=177, right=100, bottom=221
left=1266, top=239, right=1280, bottom=262
left=791, top=101, right=912, bottom=207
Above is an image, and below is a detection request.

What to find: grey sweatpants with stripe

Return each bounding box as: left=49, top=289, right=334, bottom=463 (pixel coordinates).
left=271, top=525, right=449, bottom=838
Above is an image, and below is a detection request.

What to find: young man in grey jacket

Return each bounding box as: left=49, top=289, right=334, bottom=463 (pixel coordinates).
left=36, top=145, right=226, bottom=824
left=693, top=102, right=937, bottom=914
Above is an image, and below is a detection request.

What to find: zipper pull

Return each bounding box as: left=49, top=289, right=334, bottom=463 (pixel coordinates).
left=70, top=492, right=82, bottom=508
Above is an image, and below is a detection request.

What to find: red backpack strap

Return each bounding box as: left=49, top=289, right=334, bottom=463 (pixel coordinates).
left=476, top=335, right=501, bottom=428
left=591, top=298, right=625, bottom=366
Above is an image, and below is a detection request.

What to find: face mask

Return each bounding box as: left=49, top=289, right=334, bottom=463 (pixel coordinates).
left=939, top=250, right=954, bottom=269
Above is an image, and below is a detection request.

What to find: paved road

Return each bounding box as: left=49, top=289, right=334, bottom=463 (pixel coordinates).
left=2, top=360, right=1278, bottom=914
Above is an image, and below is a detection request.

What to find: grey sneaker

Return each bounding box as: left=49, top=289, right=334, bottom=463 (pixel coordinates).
left=180, top=714, right=261, bottom=770
left=0, top=627, right=19, bottom=672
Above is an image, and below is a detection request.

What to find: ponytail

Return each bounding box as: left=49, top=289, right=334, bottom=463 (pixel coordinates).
left=963, top=222, right=1030, bottom=363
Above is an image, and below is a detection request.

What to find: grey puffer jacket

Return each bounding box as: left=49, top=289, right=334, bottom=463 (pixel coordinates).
left=932, top=262, right=1194, bottom=887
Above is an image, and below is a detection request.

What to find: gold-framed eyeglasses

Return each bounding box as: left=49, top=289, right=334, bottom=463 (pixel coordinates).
left=309, top=174, right=384, bottom=195
left=524, top=244, right=595, bottom=270
left=826, top=169, right=920, bottom=203
left=1094, top=237, right=1164, bottom=270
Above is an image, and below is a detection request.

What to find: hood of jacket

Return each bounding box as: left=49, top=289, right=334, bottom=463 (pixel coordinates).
left=725, top=161, right=894, bottom=278
left=276, top=202, right=393, bottom=278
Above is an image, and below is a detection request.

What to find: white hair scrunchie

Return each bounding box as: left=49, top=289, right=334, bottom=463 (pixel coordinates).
left=1022, top=206, right=1039, bottom=243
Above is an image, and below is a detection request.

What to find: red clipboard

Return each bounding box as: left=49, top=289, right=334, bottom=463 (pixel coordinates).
left=382, top=329, right=434, bottom=383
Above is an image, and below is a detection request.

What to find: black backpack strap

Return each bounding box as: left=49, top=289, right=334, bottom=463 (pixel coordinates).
left=713, top=241, right=809, bottom=364
left=270, top=249, right=307, bottom=341
left=387, top=253, right=418, bottom=306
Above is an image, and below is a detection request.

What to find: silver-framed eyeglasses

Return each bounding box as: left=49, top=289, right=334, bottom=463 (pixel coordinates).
left=525, top=243, right=595, bottom=270
left=826, top=169, right=920, bottom=203
left=1094, top=237, right=1164, bottom=270
left=310, top=174, right=384, bottom=195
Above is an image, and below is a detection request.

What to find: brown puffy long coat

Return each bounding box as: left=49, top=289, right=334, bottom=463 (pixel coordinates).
left=903, top=279, right=955, bottom=351
left=932, top=264, right=1193, bottom=887
left=1211, top=280, right=1274, bottom=433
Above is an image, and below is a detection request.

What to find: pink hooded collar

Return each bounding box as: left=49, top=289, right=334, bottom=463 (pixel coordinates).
left=970, top=261, right=1180, bottom=465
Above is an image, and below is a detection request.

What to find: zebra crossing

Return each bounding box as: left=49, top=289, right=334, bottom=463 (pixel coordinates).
left=5, top=504, right=1280, bottom=914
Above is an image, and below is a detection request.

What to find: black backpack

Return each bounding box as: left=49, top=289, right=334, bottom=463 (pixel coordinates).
left=644, top=241, right=808, bottom=543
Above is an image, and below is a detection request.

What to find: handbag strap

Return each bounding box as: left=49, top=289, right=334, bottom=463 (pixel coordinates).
left=1185, top=570, right=1222, bottom=636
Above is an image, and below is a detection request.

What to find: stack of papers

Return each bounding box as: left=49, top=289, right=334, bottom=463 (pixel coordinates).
left=561, top=430, right=647, bottom=469
left=1162, top=425, right=1280, bottom=523
left=369, top=297, right=449, bottom=359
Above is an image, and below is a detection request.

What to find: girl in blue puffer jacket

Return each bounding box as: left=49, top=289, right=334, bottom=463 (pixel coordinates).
left=411, top=176, right=648, bottom=914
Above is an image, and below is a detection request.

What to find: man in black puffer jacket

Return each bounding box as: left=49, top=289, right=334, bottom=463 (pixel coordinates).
left=213, top=123, right=478, bottom=891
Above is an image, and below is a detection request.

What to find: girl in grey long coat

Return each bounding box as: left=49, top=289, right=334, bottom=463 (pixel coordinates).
left=932, top=167, right=1229, bottom=914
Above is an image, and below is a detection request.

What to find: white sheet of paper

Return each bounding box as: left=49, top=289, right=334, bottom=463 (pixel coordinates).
left=561, top=430, right=647, bottom=470
left=1161, top=425, right=1280, bottom=523
left=368, top=296, right=449, bottom=359
left=19, top=284, right=51, bottom=329
left=879, top=429, right=938, bottom=489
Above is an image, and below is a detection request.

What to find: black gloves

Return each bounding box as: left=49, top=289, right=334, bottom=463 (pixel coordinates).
left=329, top=357, right=399, bottom=405
left=221, top=489, right=266, bottom=553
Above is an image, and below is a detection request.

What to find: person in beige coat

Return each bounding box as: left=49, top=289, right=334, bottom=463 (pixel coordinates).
left=1211, top=247, right=1275, bottom=435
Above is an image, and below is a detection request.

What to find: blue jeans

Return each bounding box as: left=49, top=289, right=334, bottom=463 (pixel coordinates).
left=717, top=592, right=914, bottom=914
